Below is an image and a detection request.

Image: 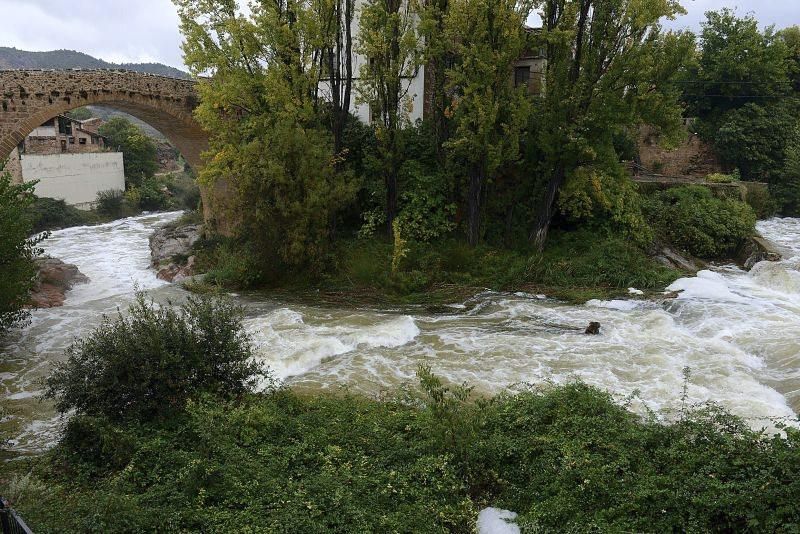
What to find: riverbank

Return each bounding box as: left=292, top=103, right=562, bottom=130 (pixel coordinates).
left=188, top=228, right=685, bottom=305
left=5, top=348, right=800, bottom=532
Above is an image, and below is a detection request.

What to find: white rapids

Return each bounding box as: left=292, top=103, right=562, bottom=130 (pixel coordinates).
left=2, top=215, right=800, bottom=454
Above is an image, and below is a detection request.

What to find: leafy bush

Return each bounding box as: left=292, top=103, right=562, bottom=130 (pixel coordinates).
left=13, top=374, right=800, bottom=532
left=0, top=164, right=45, bottom=334
left=201, top=240, right=265, bottom=289
left=706, top=170, right=740, bottom=183
left=95, top=189, right=125, bottom=218
left=644, top=185, right=757, bottom=258
left=27, top=196, right=97, bottom=233
left=44, top=293, right=268, bottom=423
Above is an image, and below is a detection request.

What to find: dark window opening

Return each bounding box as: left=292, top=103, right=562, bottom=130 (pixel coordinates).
left=514, top=66, right=531, bottom=88
left=79, top=138, right=87, bottom=145
left=60, top=140, right=67, bottom=153
left=58, top=117, right=73, bottom=136
left=68, top=137, right=75, bottom=144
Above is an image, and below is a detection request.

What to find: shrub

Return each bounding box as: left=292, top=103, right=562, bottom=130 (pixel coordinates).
left=95, top=189, right=125, bottom=217
left=644, top=185, right=756, bottom=258
left=43, top=293, right=268, bottom=423
left=0, top=164, right=45, bottom=334
left=136, top=177, right=172, bottom=211
left=27, top=196, right=97, bottom=233
left=706, top=170, right=740, bottom=183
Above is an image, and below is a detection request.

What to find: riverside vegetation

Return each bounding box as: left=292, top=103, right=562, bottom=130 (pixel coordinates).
left=3, top=295, right=798, bottom=532
left=175, top=2, right=790, bottom=304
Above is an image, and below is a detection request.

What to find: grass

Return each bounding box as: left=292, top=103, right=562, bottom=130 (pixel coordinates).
left=191, top=228, right=682, bottom=305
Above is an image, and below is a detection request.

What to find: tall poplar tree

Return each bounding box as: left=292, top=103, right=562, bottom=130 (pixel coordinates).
left=356, top=0, right=424, bottom=235
left=529, top=0, right=690, bottom=249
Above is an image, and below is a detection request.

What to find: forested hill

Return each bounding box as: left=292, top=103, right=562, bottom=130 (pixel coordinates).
left=0, top=47, right=190, bottom=79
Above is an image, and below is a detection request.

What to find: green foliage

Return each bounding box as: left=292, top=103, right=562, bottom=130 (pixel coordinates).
left=27, top=196, right=98, bottom=233
left=688, top=9, right=790, bottom=121
left=94, top=189, right=125, bottom=218
left=706, top=170, right=740, bottom=183
left=65, top=107, right=93, bottom=121
left=134, top=177, right=171, bottom=211
left=526, top=229, right=681, bottom=292
left=0, top=163, right=44, bottom=334
left=443, top=0, right=532, bottom=245
left=529, top=0, right=691, bottom=247
left=644, top=185, right=756, bottom=258
left=396, top=159, right=456, bottom=242
left=43, top=293, right=268, bottom=423
left=179, top=0, right=358, bottom=270
left=200, top=240, right=265, bottom=289
left=99, top=117, right=158, bottom=186
left=12, top=375, right=800, bottom=532
left=557, top=157, right=653, bottom=245
left=714, top=101, right=800, bottom=183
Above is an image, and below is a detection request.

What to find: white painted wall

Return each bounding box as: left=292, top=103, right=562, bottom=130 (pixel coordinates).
left=318, top=0, right=426, bottom=126
left=21, top=152, right=125, bottom=210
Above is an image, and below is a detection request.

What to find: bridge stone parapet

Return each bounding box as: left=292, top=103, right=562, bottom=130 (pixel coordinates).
left=0, top=69, right=208, bottom=170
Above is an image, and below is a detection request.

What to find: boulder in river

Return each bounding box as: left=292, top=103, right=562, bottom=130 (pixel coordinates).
left=28, top=257, right=89, bottom=308
left=149, top=223, right=202, bottom=266
left=584, top=322, right=601, bottom=335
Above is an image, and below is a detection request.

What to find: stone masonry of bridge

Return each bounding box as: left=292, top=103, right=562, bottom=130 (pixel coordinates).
left=0, top=70, right=208, bottom=171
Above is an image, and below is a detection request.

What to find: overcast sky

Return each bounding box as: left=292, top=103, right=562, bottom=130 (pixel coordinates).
left=0, top=0, right=798, bottom=71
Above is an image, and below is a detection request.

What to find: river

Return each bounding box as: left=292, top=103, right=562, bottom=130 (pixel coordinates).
left=2, top=212, right=799, bottom=455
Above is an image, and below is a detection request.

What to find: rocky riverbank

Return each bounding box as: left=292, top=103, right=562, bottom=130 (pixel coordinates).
left=28, top=257, right=89, bottom=308
left=149, top=221, right=202, bottom=283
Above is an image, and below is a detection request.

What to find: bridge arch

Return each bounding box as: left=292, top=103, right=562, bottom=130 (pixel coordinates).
left=0, top=69, right=208, bottom=170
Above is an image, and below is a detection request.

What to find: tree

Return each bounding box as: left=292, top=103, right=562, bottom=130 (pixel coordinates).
left=0, top=162, right=45, bottom=335
left=99, top=117, right=158, bottom=186
left=356, top=0, right=424, bottom=235
left=444, top=0, right=531, bottom=246
left=66, top=107, right=93, bottom=121
left=688, top=9, right=790, bottom=123
left=779, top=26, right=800, bottom=92
left=318, top=0, right=357, bottom=154
left=528, top=0, right=690, bottom=249
left=176, top=0, right=358, bottom=269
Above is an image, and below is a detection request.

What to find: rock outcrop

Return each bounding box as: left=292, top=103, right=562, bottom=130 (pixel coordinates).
left=149, top=222, right=202, bottom=283
left=28, top=257, right=89, bottom=308
left=157, top=255, right=197, bottom=283
left=740, top=235, right=783, bottom=271
left=149, top=223, right=202, bottom=266
left=653, top=247, right=702, bottom=273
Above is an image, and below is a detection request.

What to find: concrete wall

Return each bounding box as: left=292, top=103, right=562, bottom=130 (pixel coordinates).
left=21, top=152, right=125, bottom=209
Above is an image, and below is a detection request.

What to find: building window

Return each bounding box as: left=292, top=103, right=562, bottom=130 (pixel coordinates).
left=514, top=66, right=531, bottom=88
left=69, top=137, right=75, bottom=144
left=58, top=117, right=73, bottom=136
left=79, top=138, right=87, bottom=145
left=61, top=140, right=67, bottom=153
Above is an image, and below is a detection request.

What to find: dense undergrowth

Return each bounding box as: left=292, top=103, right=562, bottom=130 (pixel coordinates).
left=194, top=227, right=683, bottom=304
left=6, top=378, right=799, bottom=532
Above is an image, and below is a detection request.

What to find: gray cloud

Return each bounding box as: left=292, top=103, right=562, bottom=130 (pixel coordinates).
left=0, top=0, right=184, bottom=68
left=1, top=0, right=798, bottom=70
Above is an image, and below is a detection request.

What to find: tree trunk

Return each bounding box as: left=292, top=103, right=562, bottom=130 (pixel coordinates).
left=467, top=163, right=484, bottom=246
left=386, top=167, right=398, bottom=236
left=530, top=163, right=565, bottom=251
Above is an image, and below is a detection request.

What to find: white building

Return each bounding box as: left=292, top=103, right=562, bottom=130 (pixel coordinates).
left=19, top=152, right=125, bottom=210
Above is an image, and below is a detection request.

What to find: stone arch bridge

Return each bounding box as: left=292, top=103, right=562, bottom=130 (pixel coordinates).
left=0, top=69, right=208, bottom=169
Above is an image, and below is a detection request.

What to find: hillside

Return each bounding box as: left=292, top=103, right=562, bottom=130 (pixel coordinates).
left=0, top=47, right=190, bottom=79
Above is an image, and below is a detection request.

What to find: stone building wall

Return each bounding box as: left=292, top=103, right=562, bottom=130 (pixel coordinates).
left=5, top=147, right=23, bottom=184
left=638, top=125, right=724, bottom=178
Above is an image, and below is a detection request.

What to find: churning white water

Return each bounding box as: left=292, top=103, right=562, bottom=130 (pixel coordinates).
left=2, top=214, right=799, bottom=454
left=1, top=212, right=184, bottom=454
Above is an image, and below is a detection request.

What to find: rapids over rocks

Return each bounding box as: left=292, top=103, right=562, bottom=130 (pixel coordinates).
left=2, top=213, right=799, bottom=454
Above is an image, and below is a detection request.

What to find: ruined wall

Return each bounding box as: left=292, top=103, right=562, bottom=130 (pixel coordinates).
left=638, top=125, right=723, bottom=178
